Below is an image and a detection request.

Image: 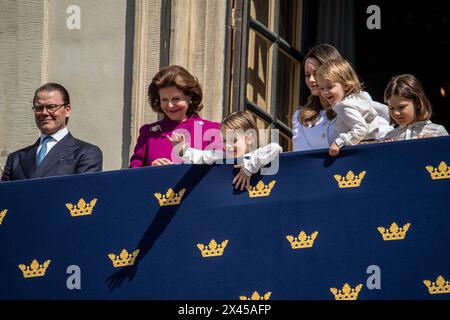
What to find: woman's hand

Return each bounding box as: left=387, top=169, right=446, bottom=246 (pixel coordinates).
left=329, top=142, right=340, bottom=157
left=232, top=164, right=251, bottom=191
left=151, top=158, right=174, bottom=166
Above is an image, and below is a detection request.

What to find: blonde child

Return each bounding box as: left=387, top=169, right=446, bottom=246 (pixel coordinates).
left=383, top=74, right=448, bottom=140
left=315, top=58, right=391, bottom=156
left=168, top=111, right=282, bottom=190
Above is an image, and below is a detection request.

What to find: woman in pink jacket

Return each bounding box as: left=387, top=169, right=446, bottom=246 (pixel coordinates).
left=129, top=65, right=221, bottom=167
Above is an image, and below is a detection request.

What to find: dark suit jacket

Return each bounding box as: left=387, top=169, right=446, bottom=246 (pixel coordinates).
left=1, top=133, right=102, bottom=181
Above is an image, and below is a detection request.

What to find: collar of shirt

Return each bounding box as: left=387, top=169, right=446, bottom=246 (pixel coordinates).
left=40, top=127, right=69, bottom=144
left=159, top=113, right=201, bottom=131
left=37, top=127, right=69, bottom=156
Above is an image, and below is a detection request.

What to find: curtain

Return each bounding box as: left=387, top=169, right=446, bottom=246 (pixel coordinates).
left=315, top=0, right=356, bottom=63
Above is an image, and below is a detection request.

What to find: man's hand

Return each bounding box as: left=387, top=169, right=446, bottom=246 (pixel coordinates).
left=232, top=164, right=251, bottom=191
left=329, top=142, right=340, bottom=157
left=151, top=158, right=174, bottom=166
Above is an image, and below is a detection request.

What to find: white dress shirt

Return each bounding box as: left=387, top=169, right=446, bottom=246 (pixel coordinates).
left=36, top=127, right=69, bottom=157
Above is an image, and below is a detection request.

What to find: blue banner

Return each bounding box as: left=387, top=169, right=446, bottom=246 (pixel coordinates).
left=1, top=137, right=449, bottom=300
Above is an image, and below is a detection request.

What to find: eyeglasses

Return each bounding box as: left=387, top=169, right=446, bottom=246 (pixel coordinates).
left=32, top=104, right=68, bottom=113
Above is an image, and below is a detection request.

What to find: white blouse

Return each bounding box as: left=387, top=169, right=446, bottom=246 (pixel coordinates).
left=384, top=120, right=448, bottom=141
left=292, top=109, right=337, bottom=151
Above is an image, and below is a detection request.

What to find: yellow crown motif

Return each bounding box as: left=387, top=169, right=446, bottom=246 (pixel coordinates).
left=377, top=222, right=410, bottom=241
left=0, top=209, right=8, bottom=225
left=239, top=291, right=272, bottom=300
left=426, top=161, right=450, bottom=180
left=330, top=283, right=363, bottom=300
left=286, top=231, right=318, bottom=249
left=108, top=249, right=140, bottom=267
left=334, top=171, right=366, bottom=188
left=423, top=275, right=450, bottom=295
left=197, top=239, right=229, bottom=257
left=66, top=198, right=97, bottom=217
left=154, top=188, right=186, bottom=206
left=18, top=259, right=51, bottom=278
left=247, top=180, right=276, bottom=198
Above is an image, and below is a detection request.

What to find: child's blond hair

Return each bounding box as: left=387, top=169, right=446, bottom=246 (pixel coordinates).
left=299, top=44, right=341, bottom=126
left=315, top=58, right=362, bottom=97
left=221, top=111, right=259, bottom=145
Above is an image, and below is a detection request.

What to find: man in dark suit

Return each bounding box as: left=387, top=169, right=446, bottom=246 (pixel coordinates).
left=1, top=83, right=102, bottom=181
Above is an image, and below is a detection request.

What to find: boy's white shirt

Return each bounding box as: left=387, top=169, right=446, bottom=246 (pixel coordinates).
left=181, top=143, right=283, bottom=176
left=332, top=91, right=392, bottom=147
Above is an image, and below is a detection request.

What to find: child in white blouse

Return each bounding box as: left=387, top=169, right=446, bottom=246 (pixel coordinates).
left=168, top=111, right=282, bottom=191
left=383, top=74, right=448, bottom=140
left=315, top=58, right=391, bottom=156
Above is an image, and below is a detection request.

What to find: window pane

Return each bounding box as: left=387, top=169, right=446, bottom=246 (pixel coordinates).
left=278, top=132, right=291, bottom=152
left=246, top=29, right=269, bottom=110
left=279, top=0, right=300, bottom=50
left=274, top=50, right=298, bottom=126
left=252, top=114, right=291, bottom=152
left=250, top=0, right=270, bottom=29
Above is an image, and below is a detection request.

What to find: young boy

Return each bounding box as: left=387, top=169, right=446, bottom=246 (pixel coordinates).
left=168, top=111, right=282, bottom=191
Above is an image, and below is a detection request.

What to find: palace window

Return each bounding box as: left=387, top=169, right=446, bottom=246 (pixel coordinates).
left=227, top=0, right=303, bottom=150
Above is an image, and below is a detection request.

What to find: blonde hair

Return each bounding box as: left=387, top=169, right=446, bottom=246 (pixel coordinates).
left=221, top=111, right=259, bottom=145
left=384, top=74, right=432, bottom=121
left=315, top=58, right=362, bottom=97
left=299, top=44, right=341, bottom=126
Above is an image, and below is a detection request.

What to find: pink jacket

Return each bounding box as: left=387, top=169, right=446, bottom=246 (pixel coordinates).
left=129, top=114, right=221, bottom=168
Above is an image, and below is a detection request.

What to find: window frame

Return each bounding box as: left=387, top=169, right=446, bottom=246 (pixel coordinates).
left=227, top=0, right=304, bottom=141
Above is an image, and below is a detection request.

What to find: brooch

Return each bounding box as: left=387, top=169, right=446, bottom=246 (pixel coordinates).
left=150, top=124, right=161, bottom=132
